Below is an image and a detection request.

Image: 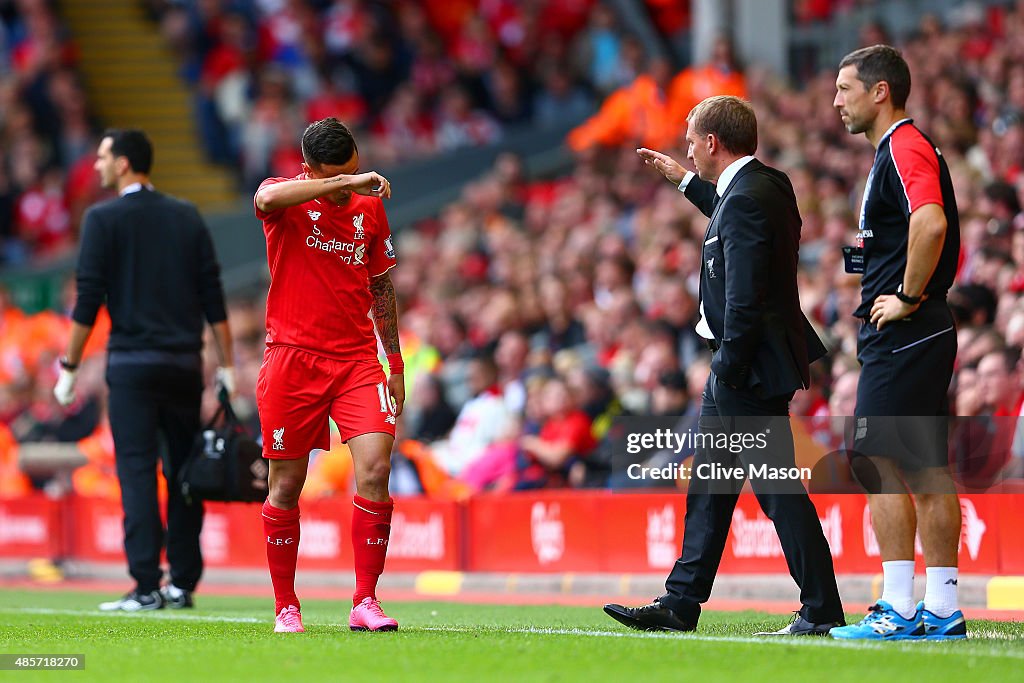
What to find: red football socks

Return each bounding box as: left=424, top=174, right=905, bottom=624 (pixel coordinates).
left=262, top=501, right=301, bottom=612
left=351, top=495, right=394, bottom=605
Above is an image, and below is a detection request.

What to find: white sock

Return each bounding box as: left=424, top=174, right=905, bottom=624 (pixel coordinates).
left=880, top=560, right=916, bottom=618
left=924, top=567, right=959, bottom=618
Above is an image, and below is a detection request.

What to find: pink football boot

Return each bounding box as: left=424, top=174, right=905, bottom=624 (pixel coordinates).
left=274, top=605, right=305, bottom=633
left=349, top=597, right=399, bottom=632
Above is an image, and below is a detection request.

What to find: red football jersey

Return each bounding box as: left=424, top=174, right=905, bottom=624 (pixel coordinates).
left=255, top=175, right=397, bottom=360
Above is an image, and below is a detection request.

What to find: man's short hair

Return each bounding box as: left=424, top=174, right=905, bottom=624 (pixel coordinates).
left=686, top=96, right=758, bottom=156
left=838, top=44, right=911, bottom=109
left=104, top=128, right=153, bottom=174
left=301, top=117, right=358, bottom=168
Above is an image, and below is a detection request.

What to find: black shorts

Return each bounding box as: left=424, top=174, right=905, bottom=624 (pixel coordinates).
left=852, top=299, right=956, bottom=470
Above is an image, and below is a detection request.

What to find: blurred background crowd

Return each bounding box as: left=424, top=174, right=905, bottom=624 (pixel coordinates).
left=2, top=0, right=1024, bottom=500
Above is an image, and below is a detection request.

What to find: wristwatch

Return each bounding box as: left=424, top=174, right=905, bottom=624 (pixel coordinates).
left=59, top=357, right=79, bottom=371
left=895, top=284, right=922, bottom=306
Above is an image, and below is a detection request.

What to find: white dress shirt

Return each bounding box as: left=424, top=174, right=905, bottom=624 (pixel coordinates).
left=119, top=182, right=155, bottom=196
left=678, top=156, right=756, bottom=340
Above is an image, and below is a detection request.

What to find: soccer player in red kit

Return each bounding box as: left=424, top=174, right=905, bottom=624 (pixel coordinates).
left=254, top=118, right=404, bottom=633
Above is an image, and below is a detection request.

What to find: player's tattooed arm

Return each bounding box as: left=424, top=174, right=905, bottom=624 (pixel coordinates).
left=255, top=172, right=391, bottom=212
left=370, top=272, right=405, bottom=416
left=369, top=273, right=401, bottom=355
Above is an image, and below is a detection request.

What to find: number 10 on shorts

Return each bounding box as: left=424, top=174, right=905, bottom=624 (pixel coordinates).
left=376, top=382, right=397, bottom=424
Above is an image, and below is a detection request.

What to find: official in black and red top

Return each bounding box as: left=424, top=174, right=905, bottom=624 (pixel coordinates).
left=831, top=45, right=966, bottom=640
left=853, top=119, right=960, bottom=324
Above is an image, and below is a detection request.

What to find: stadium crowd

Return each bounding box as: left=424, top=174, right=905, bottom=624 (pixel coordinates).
left=3, top=1, right=1024, bottom=499
left=148, top=0, right=624, bottom=188
left=385, top=1, right=1024, bottom=493
left=0, top=0, right=103, bottom=265
left=0, top=0, right=625, bottom=263
left=0, top=0, right=899, bottom=263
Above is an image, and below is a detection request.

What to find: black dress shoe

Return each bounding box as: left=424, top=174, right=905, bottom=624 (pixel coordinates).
left=603, top=601, right=697, bottom=632
left=754, top=611, right=845, bottom=636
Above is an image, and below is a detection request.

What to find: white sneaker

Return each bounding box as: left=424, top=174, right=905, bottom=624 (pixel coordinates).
left=99, top=589, right=164, bottom=612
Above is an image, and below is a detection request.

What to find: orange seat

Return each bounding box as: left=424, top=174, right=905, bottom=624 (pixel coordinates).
left=399, top=440, right=472, bottom=501
left=302, top=442, right=355, bottom=499
left=73, top=421, right=121, bottom=502
left=0, top=423, right=32, bottom=498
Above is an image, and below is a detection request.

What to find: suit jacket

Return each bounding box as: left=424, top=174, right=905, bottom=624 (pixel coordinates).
left=685, top=159, right=826, bottom=397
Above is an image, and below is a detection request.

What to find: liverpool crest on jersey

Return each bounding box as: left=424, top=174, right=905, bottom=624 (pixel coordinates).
left=352, top=213, right=365, bottom=240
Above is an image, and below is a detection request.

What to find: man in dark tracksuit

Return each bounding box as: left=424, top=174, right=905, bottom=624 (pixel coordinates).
left=605, top=96, right=844, bottom=635
left=55, top=129, right=235, bottom=611
left=829, top=45, right=965, bottom=642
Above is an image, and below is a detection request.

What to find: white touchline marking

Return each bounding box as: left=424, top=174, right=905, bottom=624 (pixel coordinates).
left=3, top=609, right=1020, bottom=656
left=0, top=607, right=261, bottom=624
left=420, top=626, right=1024, bottom=657
left=967, top=628, right=1024, bottom=641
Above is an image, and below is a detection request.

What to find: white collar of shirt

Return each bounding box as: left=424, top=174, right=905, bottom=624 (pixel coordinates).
left=715, top=155, right=755, bottom=196
left=119, top=182, right=154, bottom=196
left=877, top=117, right=913, bottom=148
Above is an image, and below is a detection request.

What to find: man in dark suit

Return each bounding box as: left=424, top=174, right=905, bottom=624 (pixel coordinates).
left=604, top=96, right=845, bottom=635
left=54, top=129, right=235, bottom=612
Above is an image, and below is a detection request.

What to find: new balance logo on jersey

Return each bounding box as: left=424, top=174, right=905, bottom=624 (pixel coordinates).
left=307, top=210, right=321, bottom=221
left=272, top=427, right=285, bottom=451
left=353, top=213, right=365, bottom=240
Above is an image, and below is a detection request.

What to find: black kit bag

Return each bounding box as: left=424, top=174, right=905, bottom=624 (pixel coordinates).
left=179, top=390, right=268, bottom=503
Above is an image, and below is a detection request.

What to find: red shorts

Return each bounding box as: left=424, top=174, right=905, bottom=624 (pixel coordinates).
left=256, top=345, right=396, bottom=460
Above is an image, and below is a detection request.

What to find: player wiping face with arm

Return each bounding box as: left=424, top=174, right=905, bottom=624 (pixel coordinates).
left=253, top=142, right=403, bottom=414
left=254, top=118, right=404, bottom=633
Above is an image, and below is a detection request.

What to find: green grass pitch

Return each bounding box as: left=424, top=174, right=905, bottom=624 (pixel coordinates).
left=0, top=589, right=1021, bottom=682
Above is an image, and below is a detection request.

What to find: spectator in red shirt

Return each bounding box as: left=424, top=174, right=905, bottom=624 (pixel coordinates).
left=517, top=377, right=596, bottom=488
left=15, top=166, right=71, bottom=257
